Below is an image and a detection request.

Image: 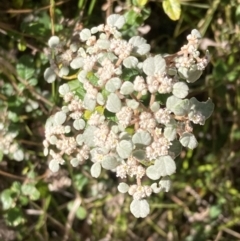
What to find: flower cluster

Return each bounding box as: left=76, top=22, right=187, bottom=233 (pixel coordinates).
left=43, top=14, right=214, bottom=218
left=0, top=108, right=24, bottom=162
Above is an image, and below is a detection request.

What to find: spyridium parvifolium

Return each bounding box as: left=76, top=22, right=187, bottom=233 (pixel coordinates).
left=43, top=14, right=214, bottom=218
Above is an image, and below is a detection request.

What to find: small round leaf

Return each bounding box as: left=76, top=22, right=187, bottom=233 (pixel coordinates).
left=107, top=14, right=125, bottom=29
left=179, top=132, right=198, bottom=149
left=73, top=119, right=85, bottom=130
left=130, top=199, right=150, bottom=218
left=106, top=93, right=122, bottom=113
left=132, top=131, right=152, bottom=146
left=118, top=182, right=129, bottom=193
left=146, top=155, right=176, bottom=180
left=48, top=36, right=60, bottom=48
left=59, top=84, right=70, bottom=95
left=172, top=82, right=189, bottom=99
left=49, top=159, right=60, bottom=172
left=44, top=67, right=56, bottom=83
left=116, top=140, right=133, bottom=159
left=54, top=111, right=67, bottom=125
left=102, top=155, right=119, bottom=170
left=90, top=162, right=101, bottom=178
left=120, top=81, right=134, bottom=95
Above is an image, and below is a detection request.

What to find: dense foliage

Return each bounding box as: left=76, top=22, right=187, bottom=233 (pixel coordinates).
left=0, top=0, right=240, bottom=240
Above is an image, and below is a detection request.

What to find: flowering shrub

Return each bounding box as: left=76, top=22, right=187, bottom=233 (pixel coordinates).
left=43, top=14, right=214, bottom=218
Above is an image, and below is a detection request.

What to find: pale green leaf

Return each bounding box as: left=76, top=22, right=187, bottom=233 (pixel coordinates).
left=107, top=14, right=125, bottom=29
left=179, top=132, right=198, bottom=149
left=80, top=28, right=91, bottom=41
left=90, top=162, right=101, bottom=178
left=123, top=56, right=138, bottom=68
left=118, top=182, right=129, bottom=193
left=73, top=119, right=85, bottom=130
left=120, top=81, right=134, bottom=95
left=143, top=55, right=166, bottom=76
left=54, top=111, right=67, bottom=125
left=49, top=159, right=60, bottom=172
left=44, top=67, right=56, bottom=83
left=116, top=140, right=133, bottom=159
left=102, top=155, right=119, bottom=170
left=172, top=82, right=189, bottom=98
left=129, top=36, right=150, bottom=55
left=48, top=36, right=60, bottom=48
left=106, top=93, right=122, bottom=113
left=132, top=131, right=152, bottom=145
left=130, top=199, right=150, bottom=218
left=146, top=155, right=176, bottom=180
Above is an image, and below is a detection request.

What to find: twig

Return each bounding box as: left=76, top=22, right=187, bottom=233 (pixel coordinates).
left=0, top=169, right=25, bottom=181
left=214, top=230, right=222, bottom=241
left=0, top=0, right=71, bottom=14
left=222, top=227, right=240, bottom=239
left=62, top=196, right=82, bottom=241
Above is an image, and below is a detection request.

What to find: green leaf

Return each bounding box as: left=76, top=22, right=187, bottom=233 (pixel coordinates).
left=76, top=206, right=87, bottom=220
left=136, top=0, right=148, bottom=7
left=16, top=55, right=35, bottom=80
left=73, top=174, right=89, bottom=192
left=5, top=207, right=25, bottom=226
left=132, top=150, right=146, bottom=160
left=0, top=150, right=3, bottom=162
left=168, top=139, right=182, bottom=158
left=187, top=68, right=202, bottom=83
left=209, top=205, right=222, bottom=219
left=121, top=68, right=139, bottom=81
left=87, top=72, right=99, bottom=86
left=189, top=97, right=214, bottom=120
left=162, top=0, right=181, bottom=21
left=1, top=189, right=14, bottom=210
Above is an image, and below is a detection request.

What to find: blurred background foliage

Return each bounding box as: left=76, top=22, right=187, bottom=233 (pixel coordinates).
left=0, top=0, right=240, bottom=240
